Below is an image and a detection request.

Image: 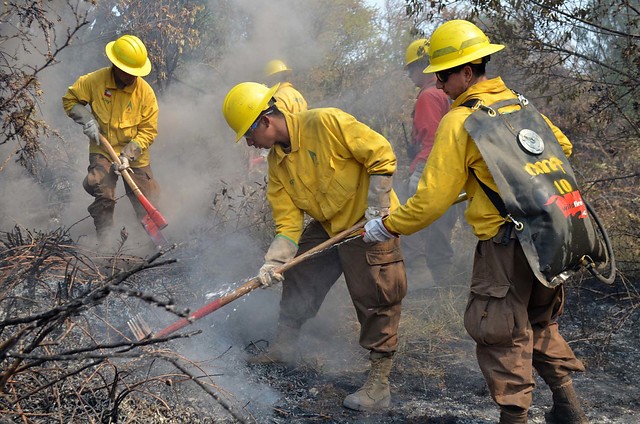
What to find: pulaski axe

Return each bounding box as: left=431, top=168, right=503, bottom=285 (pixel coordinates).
left=99, top=134, right=168, bottom=249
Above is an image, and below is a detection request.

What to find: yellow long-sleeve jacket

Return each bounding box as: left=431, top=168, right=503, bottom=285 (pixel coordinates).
left=267, top=108, right=399, bottom=243
left=62, top=67, right=158, bottom=167
left=274, top=82, right=308, bottom=114
left=384, top=77, right=572, bottom=241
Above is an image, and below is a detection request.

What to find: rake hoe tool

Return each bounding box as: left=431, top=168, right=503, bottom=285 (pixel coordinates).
left=128, top=220, right=367, bottom=340
left=99, top=134, right=168, bottom=249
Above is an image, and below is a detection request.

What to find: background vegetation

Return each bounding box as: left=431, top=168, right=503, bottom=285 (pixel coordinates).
left=1, top=0, right=638, bottom=422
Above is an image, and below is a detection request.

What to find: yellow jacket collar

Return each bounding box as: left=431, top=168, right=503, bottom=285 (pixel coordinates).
left=452, top=76, right=505, bottom=108
left=107, top=66, right=137, bottom=93
left=273, top=112, right=299, bottom=163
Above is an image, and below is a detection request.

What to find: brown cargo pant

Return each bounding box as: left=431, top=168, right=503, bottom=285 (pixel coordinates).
left=279, top=220, right=407, bottom=354
left=464, top=224, right=585, bottom=410
left=83, top=153, right=160, bottom=240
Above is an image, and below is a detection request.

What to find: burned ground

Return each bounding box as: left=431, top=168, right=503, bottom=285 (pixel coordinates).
left=232, top=277, right=640, bottom=424
left=0, top=223, right=638, bottom=424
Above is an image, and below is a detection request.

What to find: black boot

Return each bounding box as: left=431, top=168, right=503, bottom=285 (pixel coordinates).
left=545, top=382, right=588, bottom=424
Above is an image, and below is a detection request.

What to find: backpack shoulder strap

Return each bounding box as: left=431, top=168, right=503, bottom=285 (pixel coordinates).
left=469, top=169, right=508, bottom=218
left=460, top=99, right=508, bottom=218
left=460, top=99, right=481, bottom=109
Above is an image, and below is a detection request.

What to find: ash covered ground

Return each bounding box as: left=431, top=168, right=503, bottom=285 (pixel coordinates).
left=107, top=221, right=640, bottom=424
left=140, top=266, right=640, bottom=424
left=2, top=223, right=637, bottom=424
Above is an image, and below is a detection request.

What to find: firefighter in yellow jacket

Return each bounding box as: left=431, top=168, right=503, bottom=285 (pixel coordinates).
left=363, top=21, right=589, bottom=423
left=222, top=82, right=406, bottom=412
left=62, top=35, right=160, bottom=246
left=264, top=59, right=308, bottom=113
left=247, top=59, right=309, bottom=172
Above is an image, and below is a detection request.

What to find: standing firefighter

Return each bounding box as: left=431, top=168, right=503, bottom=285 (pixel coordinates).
left=263, top=59, right=308, bottom=113
left=402, top=38, right=461, bottom=286
left=364, top=20, right=601, bottom=423
left=62, top=34, right=160, bottom=247
left=222, top=82, right=407, bottom=412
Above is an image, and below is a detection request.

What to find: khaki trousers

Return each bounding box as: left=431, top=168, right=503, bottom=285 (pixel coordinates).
left=464, top=225, right=585, bottom=410
left=279, top=220, right=407, bottom=354
left=83, top=153, right=160, bottom=238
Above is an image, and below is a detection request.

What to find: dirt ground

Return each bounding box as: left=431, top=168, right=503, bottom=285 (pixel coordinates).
left=143, top=269, right=639, bottom=424
left=227, top=283, right=639, bottom=423
left=106, top=219, right=637, bottom=424
left=3, top=222, right=636, bottom=424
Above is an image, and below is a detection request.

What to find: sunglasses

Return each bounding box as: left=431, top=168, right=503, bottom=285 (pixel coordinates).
left=244, top=108, right=276, bottom=139
left=244, top=117, right=261, bottom=139
left=435, top=65, right=465, bottom=84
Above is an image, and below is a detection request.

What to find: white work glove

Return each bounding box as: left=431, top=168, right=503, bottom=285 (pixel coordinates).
left=114, top=141, right=142, bottom=175
left=258, top=236, right=298, bottom=287
left=408, top=162, right=426, bottom=195
left=258, top=263, right=285, bottom=287
left=83, top=120, right=101, bottom=145
left=363, top=218, right=396, bottom=243
left=115, top=155, right=130, bottom=176
left=121, top=140, right=142, bottom=161
left=365, top=175, right=393, bottom=221
left=365, top=206, right=384, bottom=221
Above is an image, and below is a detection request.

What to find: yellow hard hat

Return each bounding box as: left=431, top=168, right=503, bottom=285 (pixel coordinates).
left=424, top=20, right=504, bottom=74
left=222, top=82, right=280, bottom=142
left=105, top=35, right=152, bottom=77
left=404, top=39, right=429, bottom=68
left=264, top=59, right=292, bottom=77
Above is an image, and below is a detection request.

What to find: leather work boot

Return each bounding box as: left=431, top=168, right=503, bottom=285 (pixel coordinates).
left=247, top=324, right=300, bottom=365
left=545, top=382, right=588, bottom=423
left=343, top=352, right=392, bottom=411
left=499, top=406, right=528, bottom=423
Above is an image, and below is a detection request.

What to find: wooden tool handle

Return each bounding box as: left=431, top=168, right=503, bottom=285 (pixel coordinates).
left=153, top=220, right=366, bottom=338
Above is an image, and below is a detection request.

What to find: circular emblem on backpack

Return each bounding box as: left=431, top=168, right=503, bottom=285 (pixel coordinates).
left=517, top=129, right=544, bottom=155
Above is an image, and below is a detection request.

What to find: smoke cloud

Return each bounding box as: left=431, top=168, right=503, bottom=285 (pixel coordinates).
left=0, top=0, right=375, bottom=419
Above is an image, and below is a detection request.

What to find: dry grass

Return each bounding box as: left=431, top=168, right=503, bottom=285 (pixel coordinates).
left=0, top=179, right=275, bottom=423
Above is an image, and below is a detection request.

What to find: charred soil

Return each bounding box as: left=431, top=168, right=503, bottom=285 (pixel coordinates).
left=1, top=225, right=638, bottom=424
left=237, top=277, right=640, bottom=423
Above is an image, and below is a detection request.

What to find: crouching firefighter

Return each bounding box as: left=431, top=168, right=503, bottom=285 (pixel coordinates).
left=362, top=20, right=614, bottom=424
left=221, top=82, right=407, bottom=412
